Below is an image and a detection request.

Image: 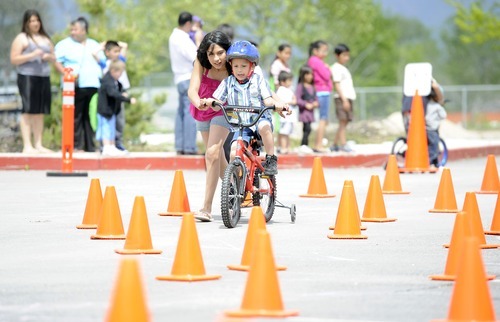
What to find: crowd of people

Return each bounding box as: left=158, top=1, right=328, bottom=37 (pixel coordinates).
left=9, top=9, right=448, bottom=220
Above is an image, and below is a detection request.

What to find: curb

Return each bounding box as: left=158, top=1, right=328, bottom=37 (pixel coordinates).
left=0, top=145, right=499, bottom=171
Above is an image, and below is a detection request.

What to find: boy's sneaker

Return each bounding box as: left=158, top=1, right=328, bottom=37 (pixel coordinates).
left=329, top=145, right=339, bottom=152
left=115, top=143, right=129, bottom=153
left=262, top=154, right=278, bottom=176
left=340, top=145, right=353, bottom=153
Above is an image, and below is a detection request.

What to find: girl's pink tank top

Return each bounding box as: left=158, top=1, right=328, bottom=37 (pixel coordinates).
left=189, top=69, right=223, bottom=122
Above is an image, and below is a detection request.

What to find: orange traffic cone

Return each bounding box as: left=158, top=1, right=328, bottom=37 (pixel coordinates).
left=158, top=170, right=191, bottom=216
left=104, top=258, right=151, bottom=322
left=225, top=230, right=299, bottom=318
left=430, top=212, right=495, bottom=281
left=116, top=196, right=162, bottom=255
left=91, top=186, right=126, bottom=240
left=485, top=192, right=500, bottom=235
left=429, top=168, right=459, bottom=213
left=382, top=154, right=410, bottom=194
left=227, top=206, right=286, bottom=271
left=461, top=192, right=499, bottom=249
left=156, top=213, right=221, bottom=282
left=77, top=178, right=103, bottom=229
left=477, top=154, right=500, bottom=194
left=361, top=175, right=397, bottom=222
left=328, top=180, right=367, bottom=239
left=299, top=157, right=335, bottom=198
left=433, top=237, right=498, bottom=322
left=400, top=91, right=437, bottom=173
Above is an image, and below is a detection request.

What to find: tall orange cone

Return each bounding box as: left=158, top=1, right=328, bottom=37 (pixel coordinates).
left=485, top=192, right=500, bottom=235
left=116, top=196, right=162, bottom=255
left=158, top=170, right=191, bottom=216
left=430, top=212, right=495, bottom=281
left=156, top=213, right=221, bottom=281
left=382, top=154, right=410, bottom=194
left=299, top=157, right=336, bottom=198
left=433, top=237, right=497, bottom=322
left=461, top=192, right=500, bottom=249
left=77, top=178, right=103, bottom=229
left=328, top=180, right=367, bottom=239
left=227, top=206, right=286, bottom=271
left=429, top=168, right=459, bottom=213
left=477, top=154, right=500, bottom=194
left=104, top=258, right=151, bottom=322
left=225, top=230, right=299, bottom=318
left=91, top=186, right=126, bottom=240
left=362, top=175, right=397, bottom=222
left=400, top=91, right=437, bottom=173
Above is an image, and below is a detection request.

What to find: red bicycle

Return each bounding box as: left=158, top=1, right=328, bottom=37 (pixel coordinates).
left=214, top=102, right=296, bottom=228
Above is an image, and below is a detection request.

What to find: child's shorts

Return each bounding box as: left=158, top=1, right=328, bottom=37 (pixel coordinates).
left=279, top=121, right=294, bottom=136
left=96, top=114, right=116, bottom=141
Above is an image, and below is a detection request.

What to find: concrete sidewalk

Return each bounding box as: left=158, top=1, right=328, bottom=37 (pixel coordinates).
left=1, top=157, right=500, bottom=321
left=1, top=138, right=500, bottom=171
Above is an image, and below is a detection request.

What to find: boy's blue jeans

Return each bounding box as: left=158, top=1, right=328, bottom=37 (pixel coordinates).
left=175, top=80, right=197, bottom=154
left=427, top=129, right=440, bottom=165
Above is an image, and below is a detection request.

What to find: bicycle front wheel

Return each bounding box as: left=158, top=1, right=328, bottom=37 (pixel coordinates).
left=438, top=137, right=448, bottom=167
left=221, top=163, right=243, bottom=228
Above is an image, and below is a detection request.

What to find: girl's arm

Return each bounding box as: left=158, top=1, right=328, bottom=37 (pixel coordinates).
left=188, top=59, right=211, bottom=110
left=10, top=33, right=44, bottom=65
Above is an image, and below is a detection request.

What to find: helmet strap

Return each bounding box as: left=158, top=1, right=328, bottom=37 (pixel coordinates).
left=236, top=63, right=255, bottom=85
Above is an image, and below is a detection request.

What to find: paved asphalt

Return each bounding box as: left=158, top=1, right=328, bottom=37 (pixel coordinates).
left=1, top=157, right=500, bottom=322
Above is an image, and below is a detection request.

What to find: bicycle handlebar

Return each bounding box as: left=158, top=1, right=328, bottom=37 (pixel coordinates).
left=212, top=102, right=281, bottom=128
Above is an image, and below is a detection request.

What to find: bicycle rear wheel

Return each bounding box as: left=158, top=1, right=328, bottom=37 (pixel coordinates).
left=221, top=163, right=243, bottom=228
left=253, top=169, right=275, bottom=222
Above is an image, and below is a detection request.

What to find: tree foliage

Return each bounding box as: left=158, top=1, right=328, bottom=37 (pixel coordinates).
left=449, top=0, right=500, bottom=44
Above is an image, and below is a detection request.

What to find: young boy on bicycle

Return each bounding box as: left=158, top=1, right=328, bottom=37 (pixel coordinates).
left=205, top=40, right=288, bottom=175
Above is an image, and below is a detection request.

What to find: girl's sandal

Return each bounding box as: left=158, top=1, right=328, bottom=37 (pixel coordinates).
left=194, top=211, right=213, bottom=222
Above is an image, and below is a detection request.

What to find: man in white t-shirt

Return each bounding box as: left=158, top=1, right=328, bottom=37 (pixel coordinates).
left=168, top=12, right=198, bottom=155
left=330, top=43, right=356, bottom=153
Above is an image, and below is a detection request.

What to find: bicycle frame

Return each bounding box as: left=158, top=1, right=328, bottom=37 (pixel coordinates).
left=216, top=103, right=276, bottom=195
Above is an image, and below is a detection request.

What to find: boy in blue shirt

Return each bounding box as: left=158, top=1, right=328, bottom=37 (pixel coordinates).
left=93, top=40, right=130, bottom=152
left=204, top=41, right=288, bottom=175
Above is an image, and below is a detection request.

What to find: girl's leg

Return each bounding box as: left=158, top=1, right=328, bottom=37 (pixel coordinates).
left=314, top=120, right=327, bottom=150
left=32, top=114, right=52, bottom=152
left=20, top=114, right=36, bottom=153
left=201, top=125, right=229, bottom=214
left=302, top=122, right=311, bottom=146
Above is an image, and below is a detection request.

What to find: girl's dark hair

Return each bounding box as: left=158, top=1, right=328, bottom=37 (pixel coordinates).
left=334, top=43, right=350, bottom=55
left=308, top=40, right=327, bottom=56
left=22, top=9, right=51, bottom=40
left=197, top=30, right=232, bottom=73
left=297, top=65, right=313, bottom=84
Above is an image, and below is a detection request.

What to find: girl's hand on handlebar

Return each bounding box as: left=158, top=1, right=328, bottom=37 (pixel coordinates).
left=197, top=98, right=210, bottom=111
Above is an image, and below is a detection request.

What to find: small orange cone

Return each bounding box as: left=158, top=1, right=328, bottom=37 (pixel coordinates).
left=116, top=196, right=162, bottom=255
left=433, top=237, right=498, bottom=322
left=461, top=192, right=500, bottom=249
left=361, top=175, right=397, bottom=223
left=77, top=178, right=103, bottom=229
left=477, top=154, right=500, bottom=194
left=382, top=155, right=410, bottom=194
left=104, top=258, right=151, bottom=322
left=299, top=157, right=335, bottom=198
left=156, top=213, right=221, bottom=281
left=429, top=168, right=459, bottom=213
left=400, top=92, right=437, bottom=173
left=228, top=206, right=286, bottom=271
left=328, top=180, right=367, bottom=239
left=158, top=170, right=191, bottom=216
left=225, top=230, right=299, bottom=318
left=485, top=192, right=500, bottom=235
left=430, top=212, right=495, bottom=281
left=91, top=186, right=126, bottom=240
